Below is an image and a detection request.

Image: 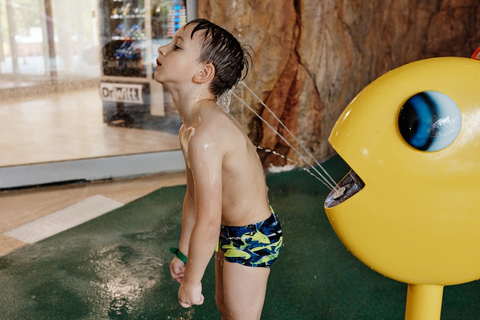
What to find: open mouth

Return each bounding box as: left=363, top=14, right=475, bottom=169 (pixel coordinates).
left=325, top=169, right=365, bottom=208
left=156, top=59, right=162, bottom=67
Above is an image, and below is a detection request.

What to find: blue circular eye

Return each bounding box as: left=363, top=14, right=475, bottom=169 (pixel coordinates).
left=398, top=91, right=461, bottom=152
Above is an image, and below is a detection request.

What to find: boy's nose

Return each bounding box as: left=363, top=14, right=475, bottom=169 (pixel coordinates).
left=157, top=45, right=166, bottom=55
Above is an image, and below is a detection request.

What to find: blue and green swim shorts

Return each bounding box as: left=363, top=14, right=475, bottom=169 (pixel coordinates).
left=219, top=211, right=283, bottom=268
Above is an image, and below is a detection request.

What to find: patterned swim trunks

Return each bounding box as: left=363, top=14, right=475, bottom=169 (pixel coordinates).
left=219, top=212, right=283, bottom=268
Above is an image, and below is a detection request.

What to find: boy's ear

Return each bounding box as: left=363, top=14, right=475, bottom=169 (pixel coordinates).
left=193, top=63, right=215, bottom=84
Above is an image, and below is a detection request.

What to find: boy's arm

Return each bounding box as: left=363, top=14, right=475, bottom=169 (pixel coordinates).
left=179, top=160, right=196, bottom=256
left=180, top=133, right=223, bottom=305
left=170, top=154, right=195, bottom=284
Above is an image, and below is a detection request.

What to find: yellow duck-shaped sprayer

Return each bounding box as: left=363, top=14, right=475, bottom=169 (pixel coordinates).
left=325, top=56, right=480, bottom=320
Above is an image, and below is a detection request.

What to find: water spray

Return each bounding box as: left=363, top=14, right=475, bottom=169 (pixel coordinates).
left=231, top=83, right=339, bottom=191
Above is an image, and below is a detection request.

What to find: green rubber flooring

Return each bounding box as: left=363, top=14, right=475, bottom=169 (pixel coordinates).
left=1, top=156, right=479, bottom=319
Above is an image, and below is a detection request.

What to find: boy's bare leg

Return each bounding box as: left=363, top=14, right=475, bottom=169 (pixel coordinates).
left=220, top=256, right=270, bottom=319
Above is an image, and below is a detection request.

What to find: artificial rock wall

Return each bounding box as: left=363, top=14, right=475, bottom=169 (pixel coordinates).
left=198, top=0, right=480, bottom=168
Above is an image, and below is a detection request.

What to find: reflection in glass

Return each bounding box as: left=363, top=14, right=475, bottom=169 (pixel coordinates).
left=0, top=0, right=194, bottom=169
left=1, top=0, right=101, bottom=78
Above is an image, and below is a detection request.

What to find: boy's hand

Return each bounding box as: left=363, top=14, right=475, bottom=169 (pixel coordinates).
left=170, top=257, right=185, bottom=283
left=178, top=282, right=204, bottom=308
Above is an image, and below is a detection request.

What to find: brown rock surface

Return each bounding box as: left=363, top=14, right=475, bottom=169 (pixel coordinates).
left=198, top=0, right=480, bottom=169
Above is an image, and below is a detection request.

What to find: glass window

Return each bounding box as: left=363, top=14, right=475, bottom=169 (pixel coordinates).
left=0, top=0, right=194, bottom=177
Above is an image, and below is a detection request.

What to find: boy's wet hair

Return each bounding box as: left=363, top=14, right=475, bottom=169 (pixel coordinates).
left=185, top=19, right=252, bottom=98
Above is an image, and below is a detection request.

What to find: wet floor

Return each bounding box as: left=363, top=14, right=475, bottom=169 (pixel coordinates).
left=0, top=156, right=479, bottom=319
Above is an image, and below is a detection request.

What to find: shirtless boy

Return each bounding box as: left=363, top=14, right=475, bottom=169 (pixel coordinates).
left=154, top=19, right=283, bottom=319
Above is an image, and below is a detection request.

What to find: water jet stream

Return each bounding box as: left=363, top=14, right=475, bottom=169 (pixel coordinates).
left=231, top=84, right=338, bottom=191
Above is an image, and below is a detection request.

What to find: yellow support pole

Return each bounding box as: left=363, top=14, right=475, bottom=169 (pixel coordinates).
left=405, top=284, right=444, bottom=320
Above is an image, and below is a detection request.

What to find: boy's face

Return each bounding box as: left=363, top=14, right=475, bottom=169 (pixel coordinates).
left=154, top=23, right=203, bottom=86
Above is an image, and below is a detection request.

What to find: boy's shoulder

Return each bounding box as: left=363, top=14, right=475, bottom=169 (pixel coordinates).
left=189, top=107, right=237, bottom=154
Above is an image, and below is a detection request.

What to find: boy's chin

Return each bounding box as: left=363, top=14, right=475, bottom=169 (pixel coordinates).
left=153, top=73, right=164, bottom=84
